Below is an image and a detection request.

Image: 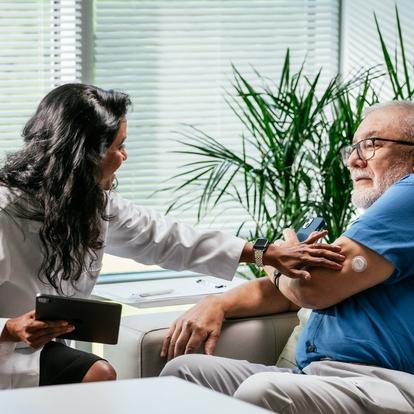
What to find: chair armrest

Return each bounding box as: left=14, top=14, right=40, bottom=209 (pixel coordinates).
left=102, top=311, right=298, bottom=379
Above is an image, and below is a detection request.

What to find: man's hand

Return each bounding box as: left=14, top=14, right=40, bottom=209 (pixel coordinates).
left=264, top=230, right=345, bottom=280
left=1, top=310, right=75, bottom=349
left=160, top=296, right=225, bottom=361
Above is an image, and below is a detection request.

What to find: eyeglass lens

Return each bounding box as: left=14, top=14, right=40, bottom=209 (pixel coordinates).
left=341, top=139, right=375, bottom=163
left=357, top=139, right=375, bottom=160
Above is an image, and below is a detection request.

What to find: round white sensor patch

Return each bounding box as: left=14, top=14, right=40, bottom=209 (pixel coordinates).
left=352, top=256, right=367, bottom=272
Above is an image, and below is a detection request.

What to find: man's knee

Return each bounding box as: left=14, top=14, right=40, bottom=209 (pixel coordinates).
left=160, top=354, right=211, bottom=380
left=82, top=360, right=117, bottom=382
left=234, top=372, right=300, bottom=412
left=160, top=355, right=190, bottom=379
left=162, top=354, right=258, bottom=396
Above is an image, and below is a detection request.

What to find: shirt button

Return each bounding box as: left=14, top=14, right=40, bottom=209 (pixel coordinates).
left=307, top=345, right=316, bottom=353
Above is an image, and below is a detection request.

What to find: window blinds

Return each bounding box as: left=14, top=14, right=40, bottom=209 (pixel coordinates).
left=0, top=0, right=81, bottom=161
left=341, top=0, right=414, bottom=100
left=93, top=0, right=340, bottom=233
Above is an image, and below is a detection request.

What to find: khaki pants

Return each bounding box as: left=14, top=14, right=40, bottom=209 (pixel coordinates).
left=161, top=355, right=414, bottom=413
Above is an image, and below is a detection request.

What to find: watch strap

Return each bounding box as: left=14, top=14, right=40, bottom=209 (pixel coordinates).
left=254, top=249, right=265, bottom=268
left=252, top=238, right=269, bottom=268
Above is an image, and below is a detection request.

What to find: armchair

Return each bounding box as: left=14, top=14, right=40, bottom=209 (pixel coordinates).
left=102, top=310, right=299, bottom=379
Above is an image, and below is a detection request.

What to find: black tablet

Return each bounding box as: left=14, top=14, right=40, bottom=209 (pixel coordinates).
left=35, top=294, right=122, bottom=345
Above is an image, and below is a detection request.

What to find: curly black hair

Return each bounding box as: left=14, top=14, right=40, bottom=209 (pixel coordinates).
left=0, top=83, right=131, bottom=292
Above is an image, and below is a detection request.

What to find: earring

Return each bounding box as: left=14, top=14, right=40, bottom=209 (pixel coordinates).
left=110, top=177, right=119, bottom=191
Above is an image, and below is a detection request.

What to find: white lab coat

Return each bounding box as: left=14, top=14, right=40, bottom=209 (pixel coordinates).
left=0, top=188, right=245, bottom=389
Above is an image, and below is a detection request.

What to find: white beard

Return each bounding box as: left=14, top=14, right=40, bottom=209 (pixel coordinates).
left=351, top=164, right=410, bottom=209
left=352, top=186, right=385, bottom=209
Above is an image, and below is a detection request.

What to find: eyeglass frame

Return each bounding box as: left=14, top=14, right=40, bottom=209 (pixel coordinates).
left=341, top=137, right=414, bottom=163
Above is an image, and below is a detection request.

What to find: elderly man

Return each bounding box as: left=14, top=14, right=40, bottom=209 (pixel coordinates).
left=160, top=101, right=414, bottom=414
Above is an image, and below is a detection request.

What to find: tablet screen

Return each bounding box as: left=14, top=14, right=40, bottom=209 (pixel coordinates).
left=35, top=294, right=122, bottom=344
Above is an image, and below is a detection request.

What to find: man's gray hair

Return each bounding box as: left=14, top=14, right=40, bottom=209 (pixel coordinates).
left=364, top=100, right=414, bottom=142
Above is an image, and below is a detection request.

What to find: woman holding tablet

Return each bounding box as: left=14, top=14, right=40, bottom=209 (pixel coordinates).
left=0, top=84, right=344, bottom=389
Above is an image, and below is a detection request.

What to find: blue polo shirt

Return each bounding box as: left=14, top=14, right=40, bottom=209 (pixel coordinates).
left=296, top=174, right=414, bottom=374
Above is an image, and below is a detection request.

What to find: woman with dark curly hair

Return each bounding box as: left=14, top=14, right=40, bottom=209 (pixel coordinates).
left=0, top=83, right=344, bottom=389
left=0, top=83, right=132, bottom=388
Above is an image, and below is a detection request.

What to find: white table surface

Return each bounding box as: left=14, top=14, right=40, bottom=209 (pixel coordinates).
left=0, top=376, right=270, bottom=414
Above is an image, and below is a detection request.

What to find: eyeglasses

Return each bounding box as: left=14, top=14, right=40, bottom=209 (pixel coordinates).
left=340, top=137, right=414, bottom=163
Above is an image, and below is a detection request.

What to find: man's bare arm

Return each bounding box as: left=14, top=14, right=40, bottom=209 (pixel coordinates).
left=220, top=277, right=298, bottom=318
left=277, top=236, right=394, bottom=309
left=161, top=277, right=298, bottom=360
left=161, top=231, right=344, bottom=360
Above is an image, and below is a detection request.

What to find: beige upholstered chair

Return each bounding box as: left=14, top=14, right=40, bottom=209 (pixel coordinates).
left=102, top=310, right=298, bottom=379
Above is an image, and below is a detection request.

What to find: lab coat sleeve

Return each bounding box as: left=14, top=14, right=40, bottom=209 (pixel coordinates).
left=0, top=223, right=16, bottom=357
left=105, top=193, right=246, bottom=280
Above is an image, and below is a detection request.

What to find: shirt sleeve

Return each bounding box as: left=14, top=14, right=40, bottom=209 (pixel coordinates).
left=344, top=174, right=414, bottom=284
left=105, top=193, right=246, bottom=280
left=0, top=218, right=16, bottom=356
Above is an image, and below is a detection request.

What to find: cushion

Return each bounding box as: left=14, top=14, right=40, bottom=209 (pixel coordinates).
left=276, top=308, right=311, bottom=368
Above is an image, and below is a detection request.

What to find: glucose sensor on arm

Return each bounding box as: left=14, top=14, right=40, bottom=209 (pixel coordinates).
left=352, top=256, right=368, bottom=272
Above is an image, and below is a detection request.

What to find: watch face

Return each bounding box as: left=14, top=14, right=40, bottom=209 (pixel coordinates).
left=253, top=238, right=269, bottom=250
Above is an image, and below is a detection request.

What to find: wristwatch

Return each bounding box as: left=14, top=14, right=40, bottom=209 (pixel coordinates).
left=252, top=238, right=270, bottom=268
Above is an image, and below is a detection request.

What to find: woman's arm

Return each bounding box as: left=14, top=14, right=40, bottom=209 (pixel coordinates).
left=240, top=231, right=344, bottom=280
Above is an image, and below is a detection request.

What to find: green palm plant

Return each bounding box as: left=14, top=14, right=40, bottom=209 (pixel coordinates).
left=164, top=7, right=408, bottom=278
left=309, top=73, right=380, bottom=238
left=375, top=6, right=414, bottom=100
left=164, top=51, right=379, bottom=278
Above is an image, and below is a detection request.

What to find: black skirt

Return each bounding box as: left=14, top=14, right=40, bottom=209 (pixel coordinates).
left=39, top=341, right=104, bottom=386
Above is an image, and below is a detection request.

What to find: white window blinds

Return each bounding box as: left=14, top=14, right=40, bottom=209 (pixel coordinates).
left=0, top=0, right=81, bottom=161
left=341, top=0, right=414, bottom=100
left=93, top=0, right=340, bottom=233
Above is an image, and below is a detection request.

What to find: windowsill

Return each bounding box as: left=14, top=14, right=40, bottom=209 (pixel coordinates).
left=97, top=269, right=205, bottom=284
left=99, top=254, right=254, bottom=284
left=100, top=253, right=161, bottom=277
left=99, top=253, right=221, bottom=284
